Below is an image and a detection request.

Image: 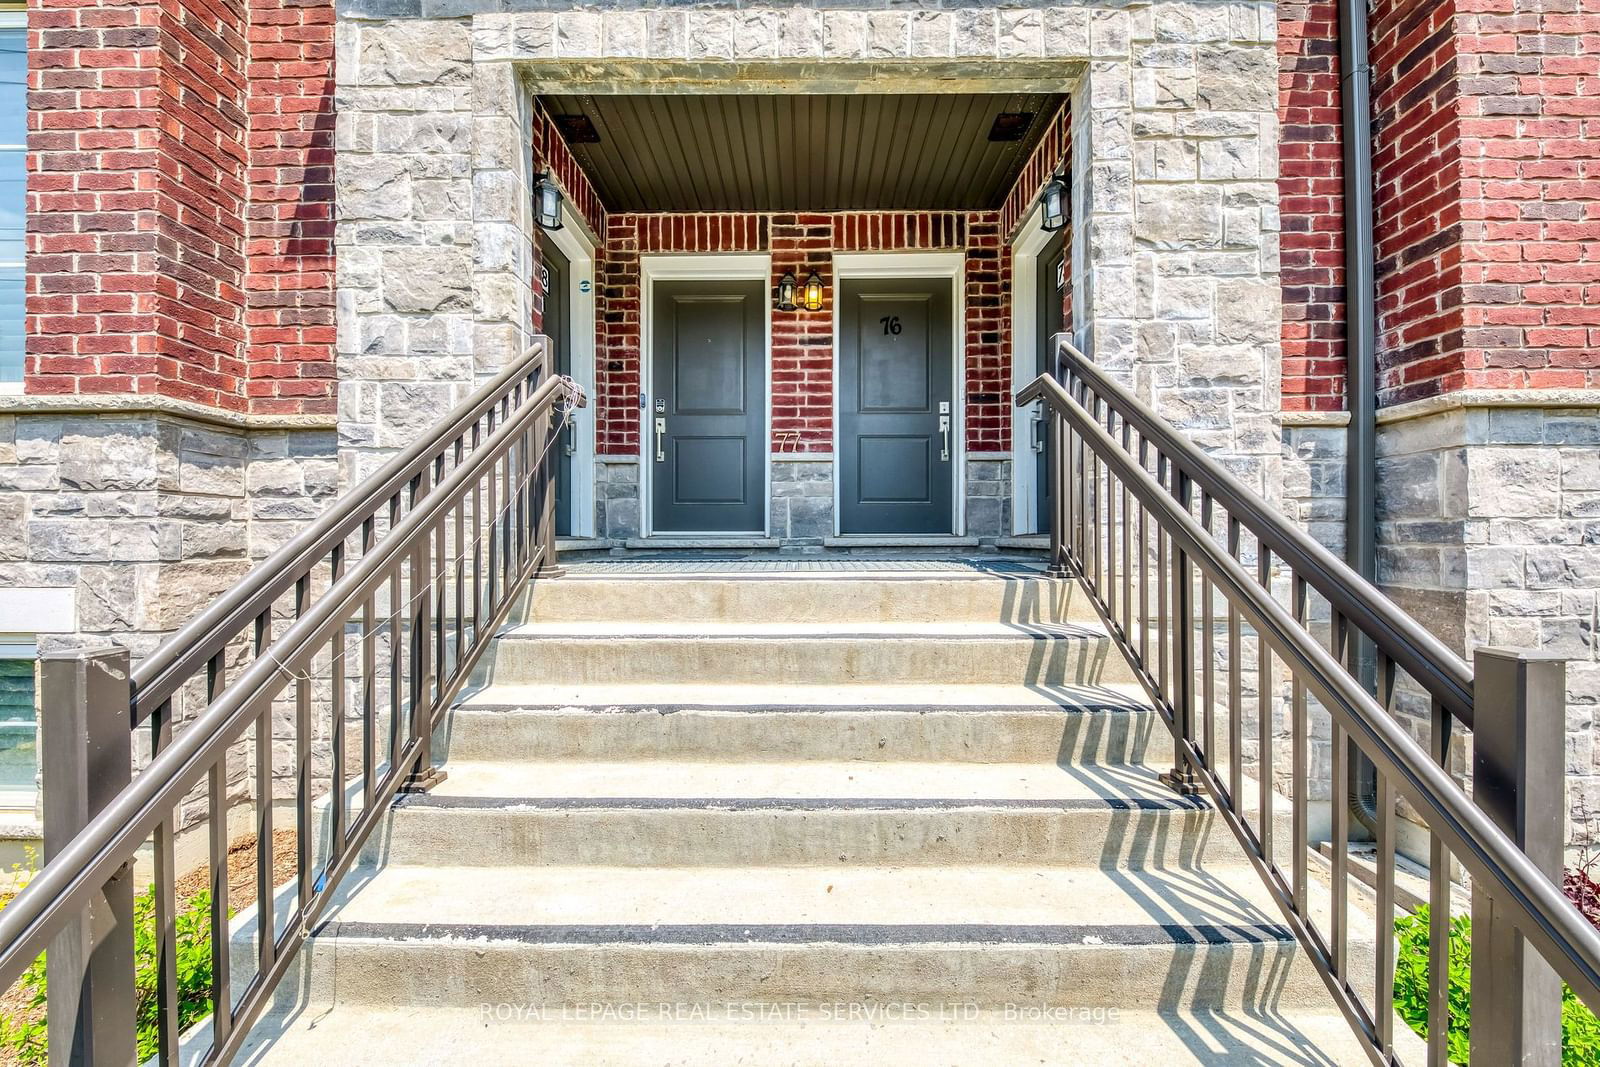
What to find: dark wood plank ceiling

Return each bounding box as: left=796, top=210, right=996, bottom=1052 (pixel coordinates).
left=539, top=93, right=1066, bottom=214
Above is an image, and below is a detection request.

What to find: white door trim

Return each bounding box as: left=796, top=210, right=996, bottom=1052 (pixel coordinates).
left=542, top=202, right=598, bottom=538
left=1010, top=204, right=1057, bottom=536
left=830, top=250, right=966, bottom=538
left=639, top=253, right=774, bottom=538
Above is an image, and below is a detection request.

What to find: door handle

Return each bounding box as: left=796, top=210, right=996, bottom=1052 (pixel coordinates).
left=564, top=415, right=577, bottom=457
left=1030, top=404, right=1046, bottom=454
left=654, top=417, right=667, bottom=463
left=939, top=414, right=951, bottom=462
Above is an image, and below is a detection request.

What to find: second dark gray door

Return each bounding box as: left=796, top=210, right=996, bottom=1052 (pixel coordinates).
left=838, top=276, right=955, bottom=535
left=540, top=237, right=573, bottom=537
left=650, top=278, right=765, bottom=534
left=1036, top=233, right=1065, bottom=533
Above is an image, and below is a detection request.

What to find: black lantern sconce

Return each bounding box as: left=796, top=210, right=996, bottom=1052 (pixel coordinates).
left=777, top=270, right=825, bottom=313
left=776, top=271, right=799, bottom=312
left=801, top=271, right=824, bottom=312
left=1039, top=173, right=1068, bottom=232
left=534, top=172, right=565, bottom=231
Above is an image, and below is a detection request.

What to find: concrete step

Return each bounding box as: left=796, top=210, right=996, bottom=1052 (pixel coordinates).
left=237, top=1005, right=1376, bottom=1066
left=444, top=683, right=1160, bottom=764
left=523, top=572, right=1094, bottom=626
left=362, top=760, right=1220, bottom=869
left=482, top=622, right=1135, bottom=687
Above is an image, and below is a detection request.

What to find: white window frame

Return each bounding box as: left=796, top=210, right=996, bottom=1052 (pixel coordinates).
left=0, top=635, right=39, bottom=812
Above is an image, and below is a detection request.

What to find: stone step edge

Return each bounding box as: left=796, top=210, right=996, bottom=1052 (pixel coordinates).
left=393, top=795, right=1209, bottom=812
left=496, top=627, right=1112, bottom=642
left=310, top=919, right=1292, bottom=948
left=451, top=701, right=1156, bottom=715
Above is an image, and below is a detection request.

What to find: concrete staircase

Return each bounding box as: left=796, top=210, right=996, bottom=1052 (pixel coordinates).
left=238, top=560, right=1372, bottom=1065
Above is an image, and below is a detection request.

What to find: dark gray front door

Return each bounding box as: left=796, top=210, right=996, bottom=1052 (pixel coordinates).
left=838, top=276, right=955, bottom=535
left=650, top=278, right=765, bottom=533
left=540, top=238, right=573, bottom=536
left=1036, top=233, right=1065, bottom=533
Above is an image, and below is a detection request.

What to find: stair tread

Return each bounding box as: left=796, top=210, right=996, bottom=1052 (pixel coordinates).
left=422, top=759, right=1179, bottom=803
left=500, top=621, right=1111, bottom=638
left=238, top=1005, right=1374, bottom=1066
left=455, top=681, right=1153, bottom=711
left=322, top=863, right=1290, bottom=933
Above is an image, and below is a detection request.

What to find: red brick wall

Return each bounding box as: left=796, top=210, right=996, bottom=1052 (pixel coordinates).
left=25, top=0, right=336, bottom=413
left=1284, top=0, right=1600, bottom=411
left=1278, top=0, right=1347, bottom=412
left=591, top=210, right=1008, bottom=458
left=243, top=0, right=335, bottom=415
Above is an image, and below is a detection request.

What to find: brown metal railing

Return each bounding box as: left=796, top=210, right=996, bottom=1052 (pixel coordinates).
left=1021, top=337, right=1600, bottom=1066
left=4, top=340, right=583, bottom=1064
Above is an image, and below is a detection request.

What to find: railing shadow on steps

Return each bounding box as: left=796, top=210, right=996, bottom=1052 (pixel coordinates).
left=2, top=340, right=584, bottom=1064
left=1019, top=335, right=1600, bottom=1065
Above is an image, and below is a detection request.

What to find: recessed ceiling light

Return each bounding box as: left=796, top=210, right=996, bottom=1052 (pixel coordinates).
left=553, top=114, right=600, bottom=144
left=988, top=112, right=1035, bottom=142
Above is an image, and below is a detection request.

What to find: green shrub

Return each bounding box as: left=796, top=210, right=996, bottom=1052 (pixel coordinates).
left=0, top=883, right=224, bottom=1065
left=1394, top=904, right=1600, bottom=1065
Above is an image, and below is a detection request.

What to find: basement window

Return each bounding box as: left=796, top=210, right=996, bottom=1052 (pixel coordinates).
left=0, top=12, right=20, bottom=386
left=0, top=638, right=37, bottom=810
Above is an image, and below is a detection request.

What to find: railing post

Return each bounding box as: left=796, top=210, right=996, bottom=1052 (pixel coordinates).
left=1159, top=469, right=1201, bottom=796
left=535, top=337, right=563, bottom=579
left=1045, top=333, right=1068, bottom=577
left=1470, top=647, right=1565, bottom=1067
left=39, top=645, right=137, bottom=1067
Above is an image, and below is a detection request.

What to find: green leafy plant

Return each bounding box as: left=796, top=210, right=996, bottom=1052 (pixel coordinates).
left=1394, top=904, right=1600, bottom=1065
left=0, top=880, right=225, bottom=1065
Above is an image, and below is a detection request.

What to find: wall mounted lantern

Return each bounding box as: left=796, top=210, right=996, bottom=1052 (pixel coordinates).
left=534, top=172, right=565, bottom=231
left=801, top=271, right=825, bottom=312
left=1039, top=174, right=1068, bottom=232
left=776, top=271, right=799, bottom=312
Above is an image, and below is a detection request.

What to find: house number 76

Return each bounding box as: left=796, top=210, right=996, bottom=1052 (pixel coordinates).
left=879, top=315, right=903, bottom=336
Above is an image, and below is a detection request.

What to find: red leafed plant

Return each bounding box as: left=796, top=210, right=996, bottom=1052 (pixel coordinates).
left=1567, top=796, right=1600, bottom=932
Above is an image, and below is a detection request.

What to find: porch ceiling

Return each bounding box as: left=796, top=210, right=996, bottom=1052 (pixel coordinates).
left=538, top=93, right=1066, bottom=214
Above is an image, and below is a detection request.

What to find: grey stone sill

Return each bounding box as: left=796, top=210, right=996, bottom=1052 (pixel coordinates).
left=822, top=535, right=981, bottom=548
left=624, top=537, right=782, bottom=550
left=0, top=394, right=338, bottom=433
left=1375, top=388, right=1600, bottom=426
left=0, top=813, right=42, bottom=841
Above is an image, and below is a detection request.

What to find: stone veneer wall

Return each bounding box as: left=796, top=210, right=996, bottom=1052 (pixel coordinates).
left=334, top=3, right=1284, bottom=543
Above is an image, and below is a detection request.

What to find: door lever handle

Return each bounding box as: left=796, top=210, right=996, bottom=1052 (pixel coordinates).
left=564, top=416, right=577, bottom=457
left=654, top=417, right=667, bottom=463
left=1030, top=405, right=1046, bottom=454
left=939, top=414, right=951, bottom=462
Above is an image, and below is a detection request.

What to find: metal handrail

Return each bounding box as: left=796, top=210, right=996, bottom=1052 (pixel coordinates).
left=1051, top=344, right=1475, bottom=728
left=9, top=342, right=585, bottom=1064
left=129, top=345, right=560, bottom=726
left=1021, top=337, right=1600, bottom=1063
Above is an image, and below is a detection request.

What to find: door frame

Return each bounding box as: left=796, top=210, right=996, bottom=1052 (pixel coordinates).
left=1009, top=204, right=1057, bottom=537
left=542, top=202, right=598, bottom=538
left=639, top=253, right=773, bottom=538
left=831, top=251, right=966, bottom=538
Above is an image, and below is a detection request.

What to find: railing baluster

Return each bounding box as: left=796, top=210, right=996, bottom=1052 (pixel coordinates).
left=361, top=515, right=377, bottom=814
left=434, top=453, right=448, bottom=701
left=454, top=436, right=467, bottom=679
left=388, top=494, right=404, bottom=775
left=330, top=545, right=347, bottom=863
left=485, top=407, right=499, bottom=619
left=1374, top=766, right=1396, bottom=1052
left=150, top=698, right=180, bottom=1064
left=1161, top=466, right=1198, bottom=795
left=1200, top=492, right=1215, bottom=768
left=1331, top=611, right=1350, bottom=980
left=253, top=609, right=276, bottom=974
left=471, top=419, right=484, bottom=640
left=1428, top=693, right=1453, bottom=1067
left=1138, top=437, right=1149, bottom=669
left=1226, top=516, right=1243, bottom=807
left=1120, top=422, right=1132, bottom=641
left=205, top=653, right=233, bottom=1047
left=1257, top=547, right=1273, bottom=861
left=1291, top=574, right=1308, bottom=912
left=1156, top=455, right=1169, bottom=697
left=294, top=574, right=313, bottom=911
left=1105, top=410, right=1118, bottom=625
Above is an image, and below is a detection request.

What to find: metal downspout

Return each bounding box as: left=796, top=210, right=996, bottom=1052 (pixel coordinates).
left=1339, top=0, right=1381, bottom=832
